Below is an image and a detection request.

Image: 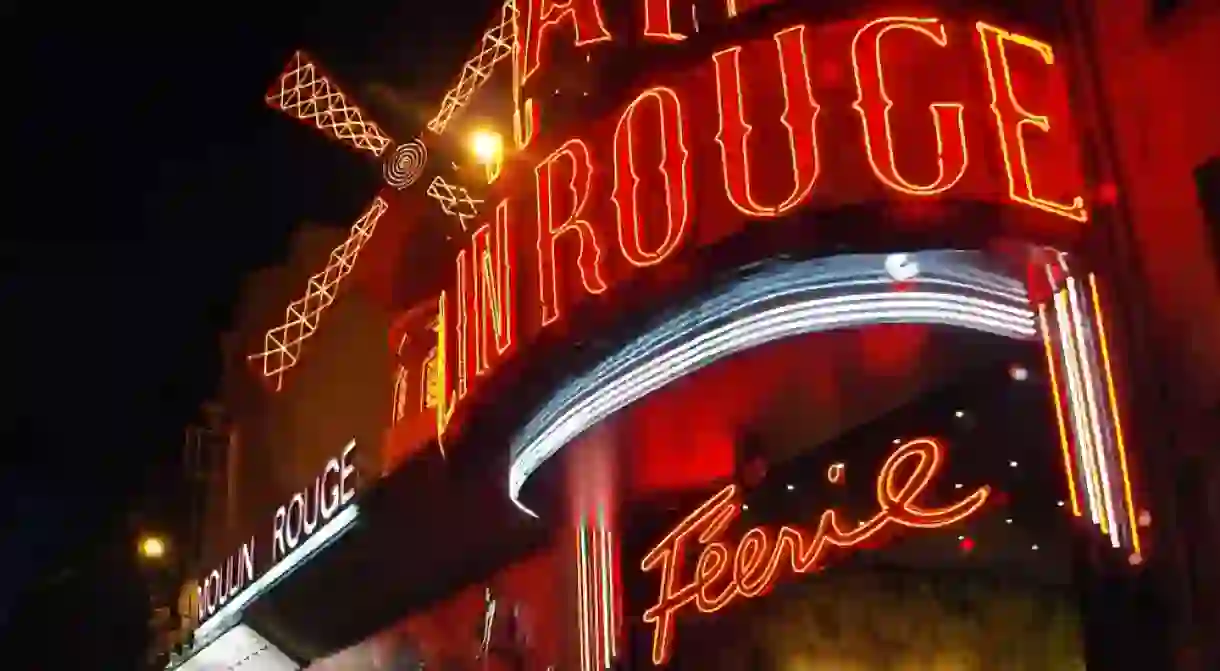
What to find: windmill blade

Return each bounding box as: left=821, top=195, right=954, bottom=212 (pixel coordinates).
left=427, top=0, right=519, bottom=135
left=425, top=176, right=482, bottom=231
left=249, top=197, right=389, bottom=391
left=249, top=0, right=520, bottom=390
left=266, top=50, right=394, bottom=156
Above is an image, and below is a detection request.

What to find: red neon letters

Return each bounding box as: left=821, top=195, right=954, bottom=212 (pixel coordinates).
left=518, top=0, right=612, bottom=85
left=473, top=200, right=515, bottom=374
left=437, top=16, right=1087, bottom=442
left=851, top=17, right=969, bottom=196
left=612, top=87, right=692, bottom=267
left=535, top=139, right=609, bottom=327
left=640, top=437, right=990, bottom=665
left=976, top=22, right=1087, bottom=222
left=713, top=25, right=821, bottom=218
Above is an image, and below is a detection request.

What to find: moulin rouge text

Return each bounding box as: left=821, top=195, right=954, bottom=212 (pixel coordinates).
left=434, top=11, right=1087, bottom=441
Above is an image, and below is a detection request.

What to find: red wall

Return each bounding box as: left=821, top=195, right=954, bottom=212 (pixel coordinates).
left=307, top=549, right=566, bottom=670
left=1092, top=1, right=1220, bottom=409
left=1090, top=3, right=1220, bottom=665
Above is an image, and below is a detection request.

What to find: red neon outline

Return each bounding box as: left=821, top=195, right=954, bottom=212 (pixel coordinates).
left=643, top=0, right=688, bottom=42
left=519, top=0, right=613, bottom=86
left=434, top=291, right=454, bottom=453
left=454, top=250, right=471, bottom=399
left=612, top=86, right=692, bottom=267
left=976, top=22, right=1088, bottom=222
left=712, top=24, right=821, bottom=218
left=535, top=139, right=609, bottom=327
left=472, top=199, right=516, bottom=375
left=851, top=17, right=969, bottom=196
left=641, top=437, right=989, bottom=665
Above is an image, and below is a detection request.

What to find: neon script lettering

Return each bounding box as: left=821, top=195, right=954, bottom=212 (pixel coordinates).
left=640, top=437, right=990, bottom=665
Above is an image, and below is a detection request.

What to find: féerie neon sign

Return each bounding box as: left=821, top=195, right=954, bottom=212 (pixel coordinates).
left=639, top=437, right=990, bottom=665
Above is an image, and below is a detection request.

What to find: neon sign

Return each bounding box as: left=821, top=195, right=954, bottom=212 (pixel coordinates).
left=639, top=437, right=990, bottom=665
left=196, top=441, right=359, bottom=630
left=272, top=439, right=357, bottom=562
left=434, top=13, right=1088, bottom=442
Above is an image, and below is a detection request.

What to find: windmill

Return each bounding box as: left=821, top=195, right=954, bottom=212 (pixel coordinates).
left=251, top=1, right=519, bottom=392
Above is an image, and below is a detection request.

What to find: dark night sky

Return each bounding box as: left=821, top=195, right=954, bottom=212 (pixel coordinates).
left=3, top=0, right=495, bottom=666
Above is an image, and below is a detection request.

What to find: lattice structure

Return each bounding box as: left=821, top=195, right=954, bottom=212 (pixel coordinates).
left=267, top=51, right=393, bottom=156
left=426, top=176, right=483, bottom=229
left=251, top=2, right=519, bottom=391
left=250, top=197, right=389, bottom=390
left=427, top=0, right=519, bottom=135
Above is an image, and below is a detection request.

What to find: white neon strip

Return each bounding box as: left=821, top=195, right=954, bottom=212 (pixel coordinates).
left=1054, top=290, right=1104, bottom=528
left=576, top=524, right=593, bottom=671
left=508, top=253, right=1035, bottom=514
left=1066, top=277, right=1122, bottom=548
left=520, top=281, right=1028, bottom=447
left=194, top=504, right=361, bottom=643
left=1087, top=273, right=1141, bottom=553
left=1042, top=265, right=1139, bottom=552
left=515, top=299, right=1030, bottom=504
left=512, top=304, right=1032, bottom=512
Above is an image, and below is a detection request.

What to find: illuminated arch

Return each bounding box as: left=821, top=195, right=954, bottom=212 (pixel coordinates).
left=508, top=250, right=1036, bottom=514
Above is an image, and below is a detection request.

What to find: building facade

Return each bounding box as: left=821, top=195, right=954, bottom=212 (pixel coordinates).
left=167, top=0, right=1219, bottom=669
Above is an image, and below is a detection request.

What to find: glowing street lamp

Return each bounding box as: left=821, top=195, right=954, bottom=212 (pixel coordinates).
left=470, top=129, right=502, bottom=163
left=139, top=535, right=167, bottom=561
left=469, top=129, right=504, bottom=183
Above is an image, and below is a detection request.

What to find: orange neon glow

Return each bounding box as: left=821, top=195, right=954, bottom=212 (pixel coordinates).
left=417, top=14, right=1090, bottom=441
left=250, top=197, right=388, bottom=391
left=392, top=364, right=409, bottom=425
left=519, top=0, right=612, bottom=86
left=266, top=51, right=392, bottom=156
left=422, top=345, right=439, bottom=412
left=725, top=0, right=778, bottom=19
left=712, top=25, right=821, bottom=218
left=612, top=87, right=692, bottom=268
left=851, top=17, right=968, bottom=196
left=510, top=1, right=539, bottom=152
left=976, top=22, right=1088, bottom=222
left=514, top=96, right=540, bottom=150
left=473, top=200, right=516, bottom=375
left=827, top=462, right=845, bottom=484
left=1087, top=275, right=1141, bottom=554
left=392, top=332, right=412, bottom=425
left=642, top=0, right=702, bottom=42
left=426, top=176, right=483, bottom=231
left=1039, top=304, right=1083, bottom=516
left=434, top=291, right=455, bottom=452
left=454, top=250, right=472, bottom=399
left=641, top=437, right=989, bottom=665
left=534, top=139, right=608, bottom=327
left=428, top=0, right=517, bottom=135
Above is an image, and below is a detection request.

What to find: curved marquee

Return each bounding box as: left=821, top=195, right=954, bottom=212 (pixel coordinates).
left=508, top=250, right=1035, bottom=514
